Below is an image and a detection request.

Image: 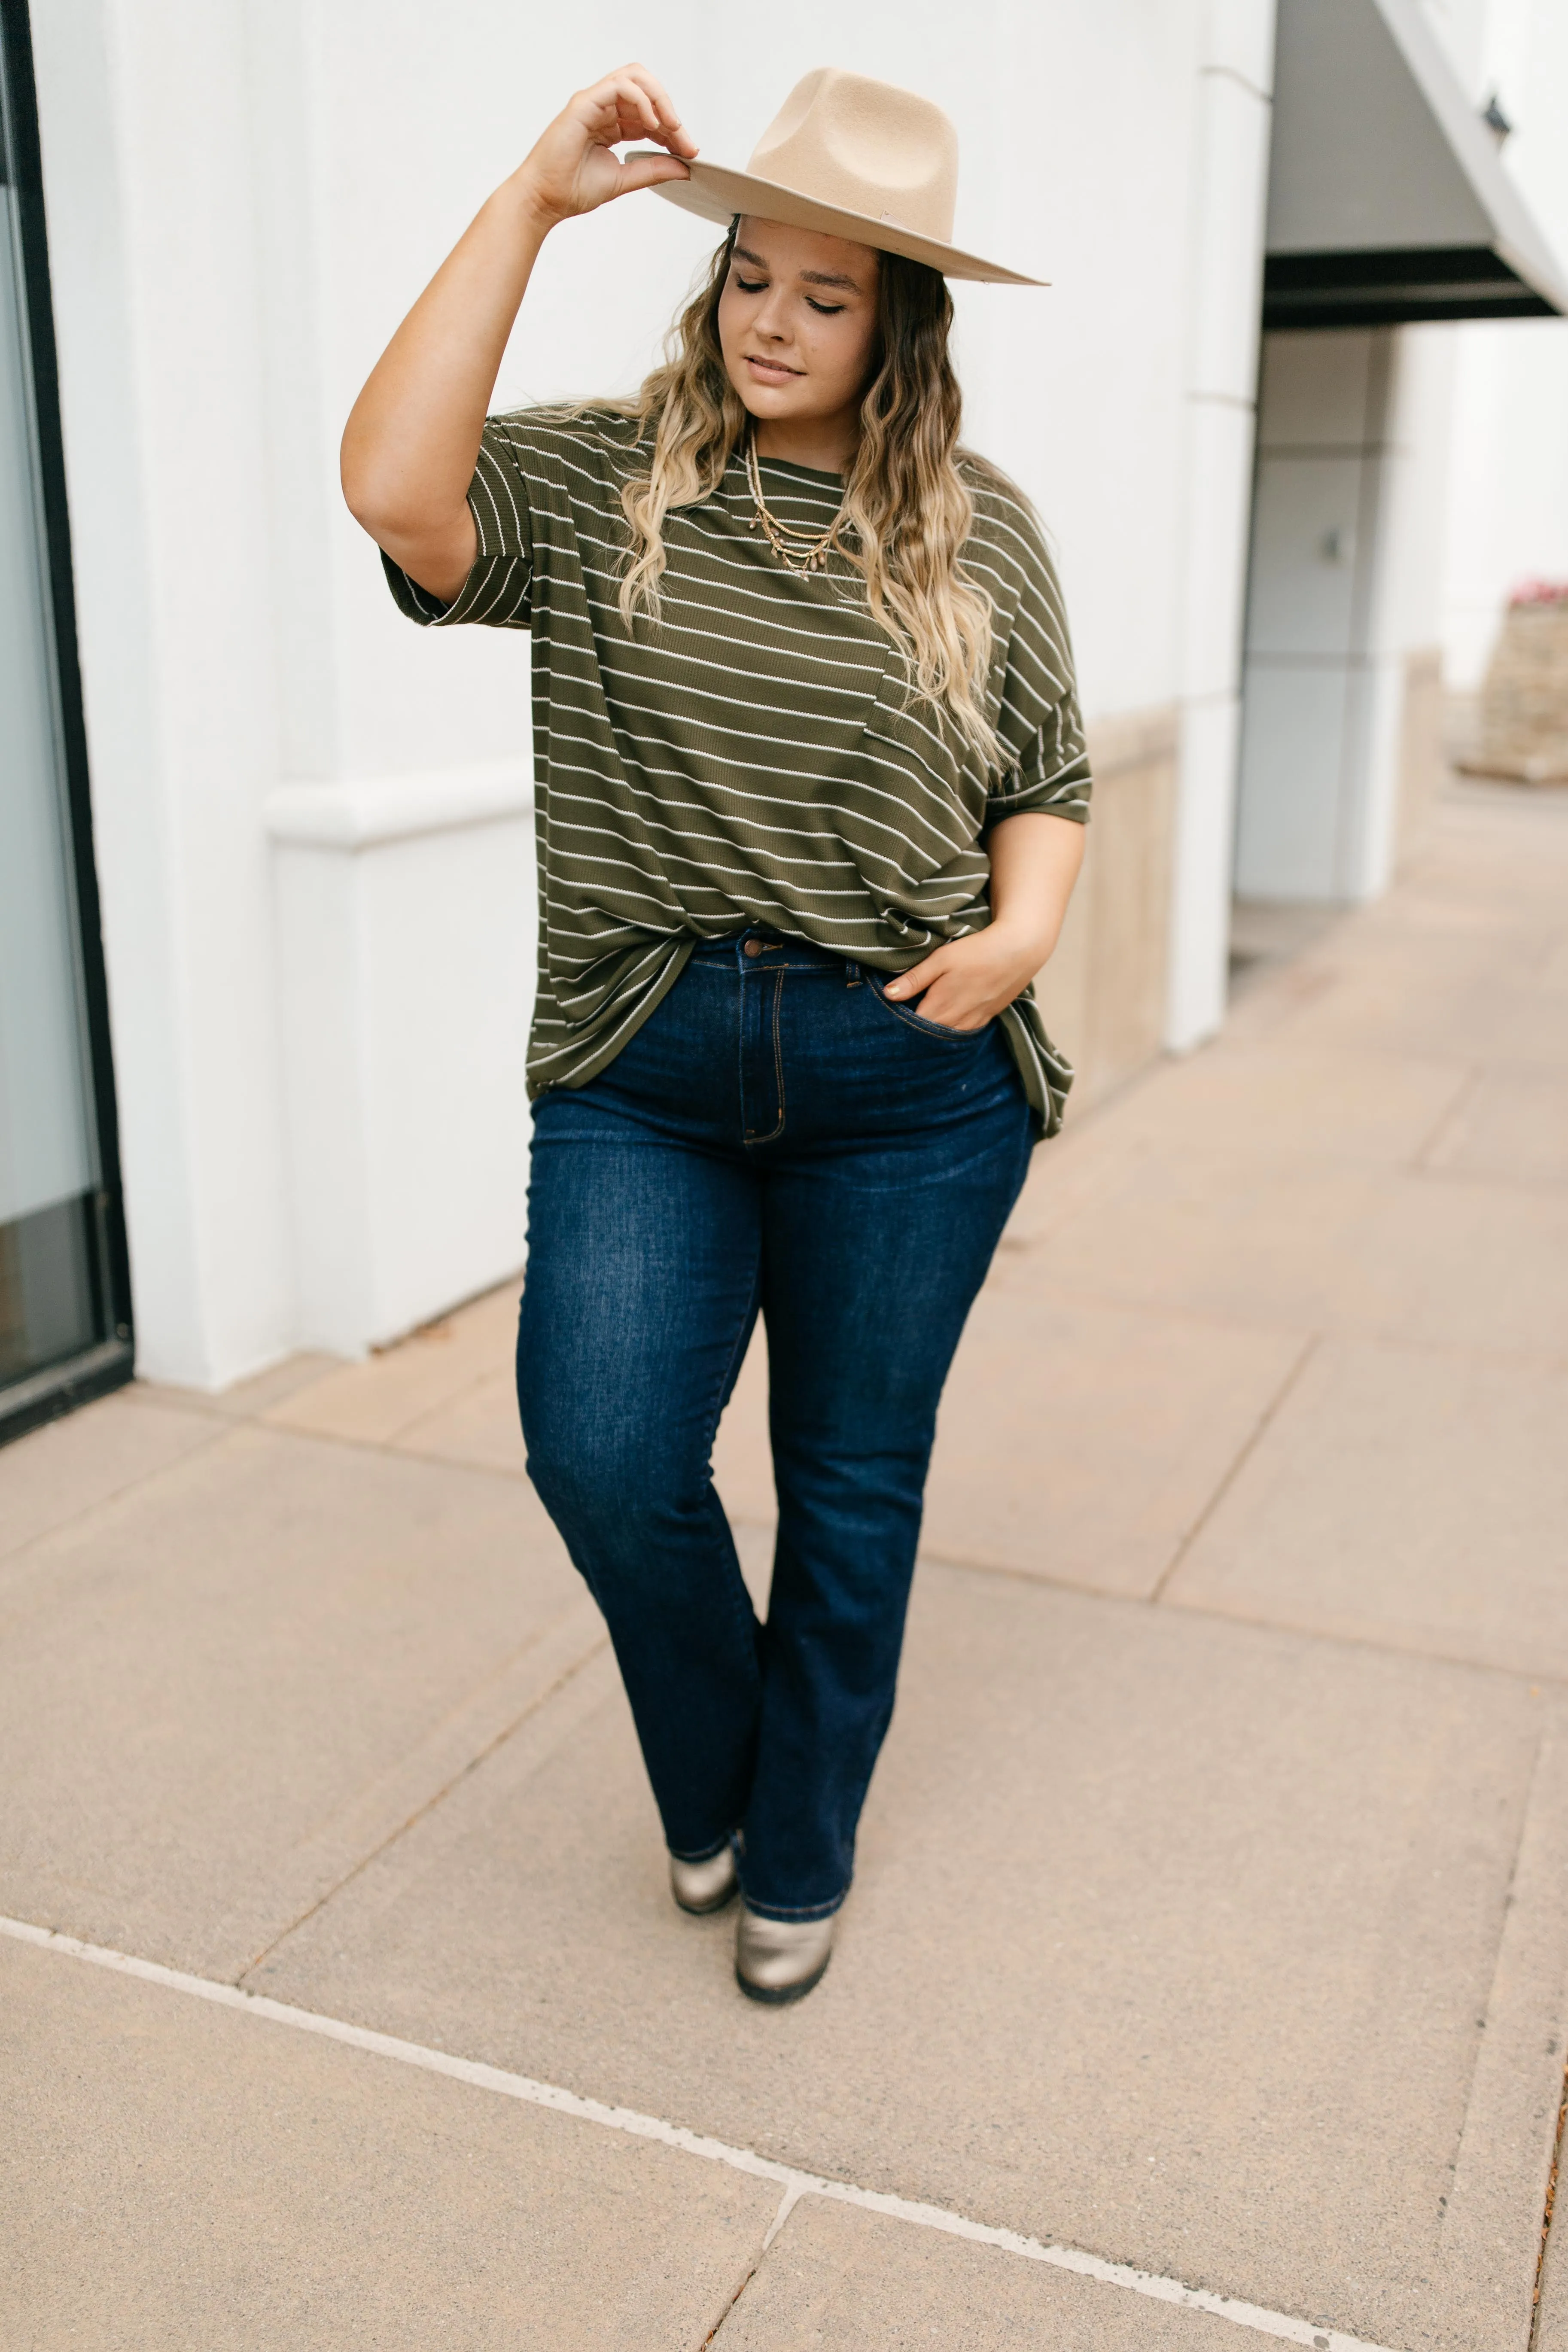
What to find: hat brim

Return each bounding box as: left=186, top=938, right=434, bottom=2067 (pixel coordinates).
left=635, top=157, right=1047, bottom=287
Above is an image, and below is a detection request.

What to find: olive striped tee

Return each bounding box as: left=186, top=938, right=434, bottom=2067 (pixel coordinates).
left=384, top=407, right=1092, bottom=1137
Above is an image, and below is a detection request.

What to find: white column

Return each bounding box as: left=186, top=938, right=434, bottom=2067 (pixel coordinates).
left=1235, top=324, right=1458, bottom=904
left=32, top=0, right=297, bottom=1386
left=1163, top=0, right=1277, bottom=1052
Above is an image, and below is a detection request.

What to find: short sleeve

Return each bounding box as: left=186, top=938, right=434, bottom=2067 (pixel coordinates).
left=983, top=506, right=1093, bottom=827
left=381, top=417, right=536, bottom=631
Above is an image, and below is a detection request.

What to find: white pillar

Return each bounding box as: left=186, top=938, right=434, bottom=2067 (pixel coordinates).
left=31, top=0, right=297, bottom=1385
left=1163, top=0, right=1277, bottom=1052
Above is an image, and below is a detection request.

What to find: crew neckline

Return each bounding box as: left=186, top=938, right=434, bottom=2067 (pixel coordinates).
left=745, top=452, right=845, bottom=487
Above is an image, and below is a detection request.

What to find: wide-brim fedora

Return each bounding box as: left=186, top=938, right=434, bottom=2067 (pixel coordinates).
left=639, top=67, right=1045, bottom=288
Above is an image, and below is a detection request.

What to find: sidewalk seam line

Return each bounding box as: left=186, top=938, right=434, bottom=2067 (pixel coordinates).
left=1150, top=1333, right=1321, bottom=1604
left=1440, top=1727, right=1546, bottom=2255
left=916, top=1543, right=1562, bottom=1687
left=234, top=1632, right=608, bottom=1981
left=0, top=1911, right=1403, bottom=2352
left=700, top=2187, right=799, bottom=2348
left=740, top=1524, right=1558, bottom=1691
left=1409, top=1063, right=1481, bottom=1173
left=1531, top=2061, right=1568, bottom=2351
left=0, top=1411, right=236, bottom=1574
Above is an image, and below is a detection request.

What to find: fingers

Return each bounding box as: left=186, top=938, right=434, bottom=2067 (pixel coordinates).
left=884, top=950, right=946, bottom=1001
left=620, top=62, right=697, bottom=155
left=615, top=152, right=693, bottom=195
left=885, top=941, right=1003, bottom=1028
left=584, top=63, right=697, bottom=158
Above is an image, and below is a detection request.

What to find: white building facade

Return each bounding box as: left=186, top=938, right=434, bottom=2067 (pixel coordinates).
left=1, top=0, right=1562, bottom=1429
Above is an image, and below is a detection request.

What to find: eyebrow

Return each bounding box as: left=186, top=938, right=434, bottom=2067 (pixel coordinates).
left=733, top=243, right=863, bottom=293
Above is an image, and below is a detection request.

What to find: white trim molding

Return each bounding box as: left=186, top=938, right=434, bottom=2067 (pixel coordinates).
left=268, top=758, right=537, bottom=1357
left=265, top=758, right=533, bottom=853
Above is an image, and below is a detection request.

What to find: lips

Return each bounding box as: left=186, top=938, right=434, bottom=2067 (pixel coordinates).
left=745, top=355, right=804, bottom=380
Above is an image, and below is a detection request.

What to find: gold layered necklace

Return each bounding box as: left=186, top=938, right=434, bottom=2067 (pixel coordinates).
left=744, top=434, right=848, bottom=575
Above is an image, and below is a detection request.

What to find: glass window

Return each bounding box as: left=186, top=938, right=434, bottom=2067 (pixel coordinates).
left=0, top=7, right=130, bottom=1436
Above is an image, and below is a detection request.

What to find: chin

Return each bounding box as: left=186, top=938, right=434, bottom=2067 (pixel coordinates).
left=734, top=383, right=795, bottom=419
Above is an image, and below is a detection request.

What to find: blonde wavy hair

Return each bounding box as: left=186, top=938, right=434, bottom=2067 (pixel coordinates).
left=597, top=224, right=1003, bottom=764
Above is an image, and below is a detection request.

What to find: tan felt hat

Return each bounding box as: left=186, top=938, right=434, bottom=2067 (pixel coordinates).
left=642, top=67, right=1045, bottom=288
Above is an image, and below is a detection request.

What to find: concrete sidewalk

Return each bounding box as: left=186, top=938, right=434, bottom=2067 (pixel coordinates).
left=3, top=779, right=1567, bottom=2352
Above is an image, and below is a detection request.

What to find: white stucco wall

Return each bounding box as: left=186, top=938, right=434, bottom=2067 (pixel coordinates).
left=31, top=0, right=1268, bottom=1382
left=1432, top=0, right=1568, bottom=686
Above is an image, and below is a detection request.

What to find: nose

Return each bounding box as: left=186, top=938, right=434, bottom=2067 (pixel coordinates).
left=753, top=287, right=791, bottom=342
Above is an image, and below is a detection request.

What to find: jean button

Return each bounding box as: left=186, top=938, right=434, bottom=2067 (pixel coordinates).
left=743, top=939, right=763, bottom=958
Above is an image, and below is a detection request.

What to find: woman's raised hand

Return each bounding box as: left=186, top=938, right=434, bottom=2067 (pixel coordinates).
left=519, top=66, right=697, bottom=226
left=341, top=66, right=694, bottom=600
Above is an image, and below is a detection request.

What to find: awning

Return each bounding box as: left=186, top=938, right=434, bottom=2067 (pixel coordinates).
left=1264, top=0, right=1568, bottom=329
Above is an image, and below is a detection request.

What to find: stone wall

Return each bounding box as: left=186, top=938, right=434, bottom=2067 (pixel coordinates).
left=1035, top=706, right=1179, bottom=1111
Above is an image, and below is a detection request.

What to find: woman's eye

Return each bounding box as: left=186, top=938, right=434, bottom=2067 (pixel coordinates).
left=734, top=276, right=766, bottom=293
left=806, top=298, right=846, bottom=315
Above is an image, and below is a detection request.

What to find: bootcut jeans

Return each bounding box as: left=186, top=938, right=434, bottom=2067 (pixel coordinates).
left=517, top=926, right=1034, bottom=1920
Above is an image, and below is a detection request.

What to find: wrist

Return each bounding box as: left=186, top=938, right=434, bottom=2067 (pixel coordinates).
left=498, top=166, right=564, bottom=240
left=987, top=912, right=1061, bottom=971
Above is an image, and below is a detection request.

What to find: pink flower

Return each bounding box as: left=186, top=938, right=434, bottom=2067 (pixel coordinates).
left=1508, top=578, right=1568, bottom=607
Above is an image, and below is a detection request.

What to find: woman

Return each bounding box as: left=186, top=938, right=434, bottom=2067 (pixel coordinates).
left=342, top=64, right=1090, bottom=2003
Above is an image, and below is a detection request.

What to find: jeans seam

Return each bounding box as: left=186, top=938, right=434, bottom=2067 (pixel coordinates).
left=743, top=970, right=786, bottom=1144
left=740, top=1890, right=848, bottom=1923
left=670, top=1833, right=734, bottom=1864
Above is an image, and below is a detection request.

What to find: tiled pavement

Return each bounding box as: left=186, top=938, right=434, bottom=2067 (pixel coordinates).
left=3, top=780, right=1567, bottom=2350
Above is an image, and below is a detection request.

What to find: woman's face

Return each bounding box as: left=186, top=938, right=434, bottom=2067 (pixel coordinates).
left=717, top=217, right=880, bottom=439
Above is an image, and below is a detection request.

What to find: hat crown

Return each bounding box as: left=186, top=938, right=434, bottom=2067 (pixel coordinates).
left=746, top=69, right=959, bottom=244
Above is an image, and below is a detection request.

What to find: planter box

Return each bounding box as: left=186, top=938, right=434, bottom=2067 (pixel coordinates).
left=1458, top=598, right=1568, bottom=785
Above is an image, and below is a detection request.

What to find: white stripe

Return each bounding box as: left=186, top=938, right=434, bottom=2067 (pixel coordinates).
left=549, top=837, right=883, bottom=899
left=543, top=838, right=983, bottom=924
left=556, top=508, right=1074, bottom=685
left=539, top=739, right=958, bottom=866
left=0, top=1914, right=1402, bottom=2352
left=513, top=427, right=1041, bottom=593
left=541, top=795, right=959, bottom=886
left=541, top=580, right=1076, bottom=801
left=539, top=873, right=887, bottom=937
left=518, top=528, right=1079, bottom=782
left=479, top=419, right=1078, bottom=675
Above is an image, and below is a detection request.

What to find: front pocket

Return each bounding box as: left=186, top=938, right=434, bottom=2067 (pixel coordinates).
left=867, top=972, right=993, bottom=1042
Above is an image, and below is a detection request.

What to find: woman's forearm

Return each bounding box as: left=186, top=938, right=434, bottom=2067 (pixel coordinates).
left=340, top=174, right=551, bottom=598
left=341, top=67, right=695, bottom=600
left=986, top=810, right=1086, bottom=963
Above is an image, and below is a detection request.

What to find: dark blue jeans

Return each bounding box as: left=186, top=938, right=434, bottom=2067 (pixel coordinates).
left=517, top=929, right=1033, bottom=1920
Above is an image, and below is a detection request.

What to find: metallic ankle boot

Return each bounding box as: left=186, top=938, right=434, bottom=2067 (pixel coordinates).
left=670, top=1843, right=738, bottom=1915
left=735, top=1905, right=835, bottom=2003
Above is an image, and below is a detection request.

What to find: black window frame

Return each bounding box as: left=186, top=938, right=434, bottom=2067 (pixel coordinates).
left=0, top=0, right=134, bottom=1445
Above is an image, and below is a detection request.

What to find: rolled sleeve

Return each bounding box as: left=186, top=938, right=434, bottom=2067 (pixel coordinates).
left=987, top=694, right=1093, bottom=825
left=381, top=417, right=536, bottom=631
left=983, top=517, right=1093, bottom=827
